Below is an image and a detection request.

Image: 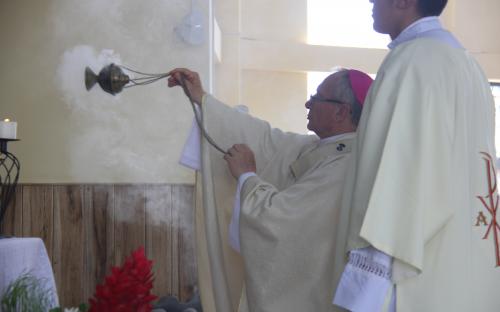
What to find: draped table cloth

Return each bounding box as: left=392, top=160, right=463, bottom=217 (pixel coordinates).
left=0, top=237, right=59, bottom=308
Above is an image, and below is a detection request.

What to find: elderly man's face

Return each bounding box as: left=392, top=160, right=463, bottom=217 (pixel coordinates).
left=305, top=76, right=342, bottom=138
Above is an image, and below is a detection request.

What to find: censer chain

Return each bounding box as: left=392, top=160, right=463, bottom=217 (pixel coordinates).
left=118, top=65, right=227, bottom=155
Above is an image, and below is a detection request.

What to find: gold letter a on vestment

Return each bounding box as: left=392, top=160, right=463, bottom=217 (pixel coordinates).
left=475, top=211, right=489, bottom=226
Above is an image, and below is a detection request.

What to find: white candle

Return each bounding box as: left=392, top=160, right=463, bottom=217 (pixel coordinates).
left=0, top=118, right=17, bottom=139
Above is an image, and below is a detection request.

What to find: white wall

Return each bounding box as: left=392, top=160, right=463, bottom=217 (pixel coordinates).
left=241, top=0, right=307, bottom=43
left=453, top=0, right=500, bottom=79
left=242, top=70, right=308, bottom=134
left=0, top=0, right=210, bottom=183
left=213, top=0, right=241, bottom=105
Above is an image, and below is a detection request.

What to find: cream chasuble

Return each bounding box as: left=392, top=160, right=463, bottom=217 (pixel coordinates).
left=334, top=38, right=500, bottom=311
left=195, top=95, right=354, bottom=312
left=238, top=135, right=354, bottom=312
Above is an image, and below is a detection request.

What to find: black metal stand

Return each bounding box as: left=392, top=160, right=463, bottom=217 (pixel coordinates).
left=0, top=138, right=20, bottom=235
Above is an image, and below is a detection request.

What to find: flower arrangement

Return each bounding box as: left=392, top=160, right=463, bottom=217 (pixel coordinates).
left=88, top=246, right=157, bottom=312
left=1, top=247, right=157, bottom=312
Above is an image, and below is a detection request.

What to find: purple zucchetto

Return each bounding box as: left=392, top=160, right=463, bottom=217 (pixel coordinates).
left=348, top=69, right=373, bottom=106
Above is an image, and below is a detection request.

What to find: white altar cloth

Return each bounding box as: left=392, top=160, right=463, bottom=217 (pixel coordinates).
left=0, top=237, right=59, bottom=308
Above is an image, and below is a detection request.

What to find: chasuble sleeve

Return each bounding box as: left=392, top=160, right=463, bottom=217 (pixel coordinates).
left=202, top=95, right=310, bottom=167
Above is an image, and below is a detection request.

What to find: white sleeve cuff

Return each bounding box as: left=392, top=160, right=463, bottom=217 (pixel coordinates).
left=228, top=172, right=257, bottom=253
left=333, top=247, right=395, bottom=312
left=179, top=106, right=202, bottom=170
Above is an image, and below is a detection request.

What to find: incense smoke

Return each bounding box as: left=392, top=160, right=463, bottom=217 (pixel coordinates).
left=57, top=45, right=123, bottom=112
left=52, top=0, right=201, bottom=246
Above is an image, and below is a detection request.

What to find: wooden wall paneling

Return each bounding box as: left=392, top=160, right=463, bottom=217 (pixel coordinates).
left=114, top=185, right=146, bottom=266
left=174, top=185, right=196, bottom=301
left=1, top=186, right=23, bottom=236
left=145, top=184, right=172, bottom=297
left=22, top=185, right=54, bottom=259
left=0, top=183, right=197, bottom=307
left=82, top=185, right=92, bottom=303
left=53, top=185, right=85, bottom=307
left=84, top=185, right=115, bottom=301
left=169, top=185, right=180, bottom=299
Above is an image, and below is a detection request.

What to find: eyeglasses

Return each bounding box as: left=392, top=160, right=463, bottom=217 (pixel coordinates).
left=309, top=94, right=344, bottom=105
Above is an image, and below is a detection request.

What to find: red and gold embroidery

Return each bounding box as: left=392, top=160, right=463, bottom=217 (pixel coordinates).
left=476, top=152, right=500, bottom=267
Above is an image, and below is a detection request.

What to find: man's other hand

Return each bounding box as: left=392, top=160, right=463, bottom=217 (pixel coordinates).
left=167, top=68, right=206, bottom=105
left=223, top=144, right=257, bottom=179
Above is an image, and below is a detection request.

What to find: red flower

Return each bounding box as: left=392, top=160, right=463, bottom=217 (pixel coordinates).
left=89, top=247, right=157, bottom=312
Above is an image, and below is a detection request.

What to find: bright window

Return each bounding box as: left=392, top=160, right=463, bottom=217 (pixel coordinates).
left=307, top=0, right=389, bottom=49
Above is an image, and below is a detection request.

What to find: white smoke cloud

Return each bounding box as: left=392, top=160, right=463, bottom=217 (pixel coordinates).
left=51, top=0, right=202, bottom=238
left=56, top=45, right=122, bottom=112
left=55, top=45, right=193, bottom=230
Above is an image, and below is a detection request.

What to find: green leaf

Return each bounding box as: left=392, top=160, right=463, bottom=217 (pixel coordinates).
left=0, top=272, right=54, bottom=312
